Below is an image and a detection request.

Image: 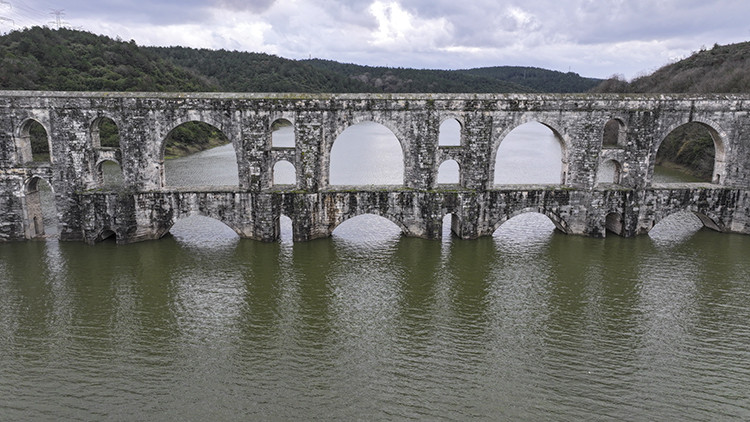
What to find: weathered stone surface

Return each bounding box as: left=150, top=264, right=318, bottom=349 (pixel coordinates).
left=1, top=91, right=750, bottom=243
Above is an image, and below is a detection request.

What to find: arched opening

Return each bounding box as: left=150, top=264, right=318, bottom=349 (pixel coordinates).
left=332, top=213, right=402, bottom=244
left=168, top=215, right=239, bottom=247
left=494, top=122, right=564, bottom=185
left=162, top=121, right=237, bottom=188
left=602, top=119, right=624, bottom=148
left=596, top=159, right=622, bottom=185
left=330, top=121, right=404, bottom=186
left=96, top=229, right=117, bottom=242
left=95, top=160, right=125, bottom=190
left=24, top=177, right=58, bottom=238
left=654, top=122, right=720, bottom=183
left=605, top=212, right=625, bottom=236
left=649, top=210, right=717, bottom=241
left=272, top=119, right=295, bottom=147
left=437, top=160, right=460, bottom=184
left=273, top=160, right=296, bottom=185
left=91, top=117, right=120, bottom=148
left=439, top=118, right=461, bottom=146
left=19, top=119, right=51, bottom=163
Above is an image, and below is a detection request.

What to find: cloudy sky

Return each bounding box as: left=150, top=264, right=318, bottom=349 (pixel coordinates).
left=2, top=0, right=749, bottom=79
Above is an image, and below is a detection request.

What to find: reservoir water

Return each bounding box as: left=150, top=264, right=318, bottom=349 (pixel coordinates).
left=2, top=123, right=749, bottom=420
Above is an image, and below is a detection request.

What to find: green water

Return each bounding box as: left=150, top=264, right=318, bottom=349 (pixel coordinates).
left=2, top=124, right=749, bottom=420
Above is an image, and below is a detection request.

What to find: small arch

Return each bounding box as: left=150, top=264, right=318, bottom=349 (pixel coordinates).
left=18, top=119, right=52, bottom=164
left=331, top=213, right=403, bottom=243
left=162, top=121, right=237, bottom=188
left=91, top=116, right=120, bottom=148
left=95, top=159, right=125, bottom=189
left=24, top=176, right=58, bottom=238
left=493, top=121, right=566, bottom=185
left=96, top=229, right=117, bottom=242
left=596, top=159, right=622, bottom=185
left=273, top=160, right=296, bottom=185
left=654, top=121, right=723, bottom=184
left=438, top=118, right=462, bottom=146
left=437, top=159, right=460, bottom=184
left=271, top=118, right=295, bottom=148
left=329, top=121, right=404, bottom=186
left=602, top=119, right=625, bottom=148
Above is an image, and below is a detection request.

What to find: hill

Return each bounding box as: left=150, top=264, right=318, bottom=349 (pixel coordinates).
left=592, top=41, right=750, bottom=93
left=1, top=27, right=601, bottom=94
left=0, top=27, right=213, bottom=91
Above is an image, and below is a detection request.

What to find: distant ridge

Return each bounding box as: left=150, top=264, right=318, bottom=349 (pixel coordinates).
left=1, top=26, right=602, bottom=93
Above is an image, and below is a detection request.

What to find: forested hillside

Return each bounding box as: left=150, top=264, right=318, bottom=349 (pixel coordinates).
left=1, top=27, right=601, bottom=93
left=0, top=27, right=213, bottom=91
left=593, top=42, right=750, bottom=94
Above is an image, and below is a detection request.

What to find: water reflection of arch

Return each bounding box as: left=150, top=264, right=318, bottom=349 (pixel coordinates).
left=324, top=116, right=409, bottom=187
left=648, top=208, right=723, bottom=234
left=651, top=118, right=727, bottom=185
left=490, top=118, right=570, bottom=186
left=326, top=210, right=409, bottom=238
left=489, top=208, right=571, bottom=235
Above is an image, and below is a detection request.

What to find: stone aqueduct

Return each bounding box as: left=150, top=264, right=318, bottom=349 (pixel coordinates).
left=2, top=91, right=750, bottom=244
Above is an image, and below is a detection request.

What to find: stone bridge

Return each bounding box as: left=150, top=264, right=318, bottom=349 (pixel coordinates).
left=1, top=91, right=750, bottom=244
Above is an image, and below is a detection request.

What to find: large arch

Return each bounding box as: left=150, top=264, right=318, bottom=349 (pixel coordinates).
left=492, top=121, right=568, bottom=186
left=161, top=120, right=238, bottom=188
left=328, top=121, right=405, bottom=186
left=165, top=215, right=242, bottom=240
left=23, top=176, right=57, bottom=238
left=653, top=120, right=726, bottom=184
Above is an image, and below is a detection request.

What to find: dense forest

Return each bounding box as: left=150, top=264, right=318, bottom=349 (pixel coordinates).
left=1, top=27, right=601, bottom=93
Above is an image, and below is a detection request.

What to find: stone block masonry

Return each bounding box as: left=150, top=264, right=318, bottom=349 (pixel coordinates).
left=2, top=91, right=750, bottom=243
